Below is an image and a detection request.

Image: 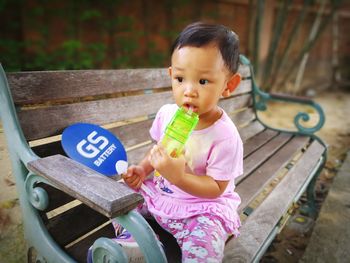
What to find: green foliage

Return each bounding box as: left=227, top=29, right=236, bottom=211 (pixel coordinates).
left=14, top=38, right=107, bottom=71
left=80, top=9, right=102, bottom=21
left=0, top=39, right=24, bottom=71
left=147, top=41, right=167, bottom=67
left=53, top=40, right=107, bottom=70
left=0, top=1, right=219, bottom=71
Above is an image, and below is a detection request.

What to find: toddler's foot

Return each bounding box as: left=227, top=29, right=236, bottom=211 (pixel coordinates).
left=112, top=220, right=124, bottom=236
left=115, top=229, right=145, bottom=262
left=87, top=229, right=162, bottom=263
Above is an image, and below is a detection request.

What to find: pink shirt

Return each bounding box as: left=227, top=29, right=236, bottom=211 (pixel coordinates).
left=142, top=104, right=243, bottom=234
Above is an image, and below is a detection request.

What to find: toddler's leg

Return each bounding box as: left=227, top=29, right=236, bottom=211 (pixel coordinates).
left=155, top=214, right=228, bottom=263
left=182, top=214, right=228, bottom=262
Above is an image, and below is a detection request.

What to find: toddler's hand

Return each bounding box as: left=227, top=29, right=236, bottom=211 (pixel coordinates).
left=122, top=165, right=146, bottom=190
left=149, top=143, right=186, bottom=185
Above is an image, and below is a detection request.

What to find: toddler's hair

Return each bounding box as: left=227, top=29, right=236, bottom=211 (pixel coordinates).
left=171, top=22, right=240, bottom=74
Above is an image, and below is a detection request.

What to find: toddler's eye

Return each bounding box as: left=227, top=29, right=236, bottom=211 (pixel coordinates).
left=176, top=77, right=183, bottom=83
left=199, top=79, right=208, bottom=85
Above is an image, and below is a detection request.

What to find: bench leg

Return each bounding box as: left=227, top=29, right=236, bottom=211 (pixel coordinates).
left=301, top=176, right=318, bottom=217
left=91, top=237, right=129, bottom=262
left=13, top=159, right=75, bottom=263
left=301, top=156, right=326, bottom=218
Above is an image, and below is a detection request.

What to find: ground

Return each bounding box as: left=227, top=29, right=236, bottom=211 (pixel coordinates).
left=0, top=90, right=349, bottom=262
left=259, top=90, right=350, bottom=262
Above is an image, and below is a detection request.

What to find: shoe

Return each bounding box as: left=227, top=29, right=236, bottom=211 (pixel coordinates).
left=112, top=220, right=124, bottom=236
left=86, top=229, right=145, bottom=263
left=87, top=228, right=163, bottom=263
left=112, top=229, right=145, bottom=263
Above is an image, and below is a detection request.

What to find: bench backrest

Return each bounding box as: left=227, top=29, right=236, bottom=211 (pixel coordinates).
left=7, top=63, right=262, bottom=167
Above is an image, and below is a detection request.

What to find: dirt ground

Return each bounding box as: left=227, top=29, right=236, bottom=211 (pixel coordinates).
left=259, top=90, right=350, bottom=262
left=0, top=90, right=349, bottom=262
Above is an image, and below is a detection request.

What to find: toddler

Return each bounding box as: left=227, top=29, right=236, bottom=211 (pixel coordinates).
left=123, top=22, right=243, bottom=262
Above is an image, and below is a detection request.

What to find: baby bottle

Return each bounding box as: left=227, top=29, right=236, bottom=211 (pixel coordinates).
left=155, top=106, right=199, bottom=176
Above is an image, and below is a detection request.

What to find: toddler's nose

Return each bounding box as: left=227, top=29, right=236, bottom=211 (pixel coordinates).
left=184, top=83, right=196, bottom=97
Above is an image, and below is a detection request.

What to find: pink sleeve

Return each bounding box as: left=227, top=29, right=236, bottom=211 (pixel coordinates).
left=149, top=104, right=178, bottom=142
left=206, top=136, right=243, bottom=181
left=149, top=104, right=171, bottom=142
left=149, top=109, right=163, bottom=142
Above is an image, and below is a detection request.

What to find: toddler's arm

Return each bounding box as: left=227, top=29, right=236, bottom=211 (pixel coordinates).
left=149, top=144, right=229, bottom=199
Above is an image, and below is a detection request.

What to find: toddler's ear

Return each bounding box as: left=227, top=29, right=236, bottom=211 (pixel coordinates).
left=222, top=73, right=241, bottom=97
left=168, top=67, right=172, bottom=77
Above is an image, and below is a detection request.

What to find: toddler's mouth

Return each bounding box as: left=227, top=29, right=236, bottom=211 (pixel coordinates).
left=183, top=103, right=198, bottom=113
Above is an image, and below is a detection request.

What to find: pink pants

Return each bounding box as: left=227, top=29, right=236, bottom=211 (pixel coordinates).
left=153, top=213, right=228, bottom=263
left=113, top=203, right=229, bottom=262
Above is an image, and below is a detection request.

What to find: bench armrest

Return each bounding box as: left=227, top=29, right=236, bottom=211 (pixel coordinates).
left=27, top=154, right=144, bottom=218
left=254, top=90, right=325, bottom=135
left=239, top=54, right=325, bottom=135
left=268, top=92, right=314, bottom=103
left=249, top=74, right=325, bottom=135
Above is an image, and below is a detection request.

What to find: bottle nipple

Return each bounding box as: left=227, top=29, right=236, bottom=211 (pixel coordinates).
left=187, top=106, right=193, bottom=115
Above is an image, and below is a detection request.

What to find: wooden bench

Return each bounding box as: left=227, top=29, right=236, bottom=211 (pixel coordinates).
left=0, top=55, right=327, bottom=263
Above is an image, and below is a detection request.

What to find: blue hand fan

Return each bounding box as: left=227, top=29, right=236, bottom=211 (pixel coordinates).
left=61, top=123, right=128, bottom=176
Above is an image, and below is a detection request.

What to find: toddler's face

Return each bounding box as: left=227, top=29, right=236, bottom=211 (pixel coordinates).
left=169, top=45, right=233, bottom=123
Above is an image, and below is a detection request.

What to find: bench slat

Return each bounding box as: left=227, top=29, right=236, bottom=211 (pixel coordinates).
left=127, top=144, right=153, bottom=166
left=21, top=85, right=252, bottom=142
left=8, top=68, right=170, bottom=105
left=237, top=135, right=309, bottom=213
left=66, top=223, right=115, bottom=262
left=31, top=141, right=65, bottom=158
left=239, top=121, right=265, bottom=142
left=237, top=133, right=292, bottom=184
left=231, top=108, right=256, bottom=129
left=219, top=94, right=252, bottom=115
left=37, top=183, right=75, bottom=212
left=243, top=129, right=278, bottom=157
left=224, top=140, right=325, bottom=262
left=27, top=155, right=144, bottom=218
left=231, top=79, right=252, bottom=96
left=20, top=91, right=174, bottom=141
left=9, top=65, right=251, bottom=105
left=110, top=119, right=154, bottom=148
left=46, top=203, right=109, bottom=246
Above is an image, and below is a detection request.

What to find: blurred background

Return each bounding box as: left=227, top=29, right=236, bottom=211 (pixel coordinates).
left=1, top=0, right=349, bottom=94
left=0, top=1, right=349, bottom=262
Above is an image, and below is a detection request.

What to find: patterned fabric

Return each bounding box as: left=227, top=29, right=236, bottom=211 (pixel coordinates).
left=154, top=213, right=228, bottom=263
